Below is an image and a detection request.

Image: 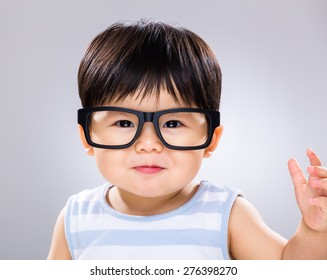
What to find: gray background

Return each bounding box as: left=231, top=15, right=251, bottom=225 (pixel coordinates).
left=0, top=0, right=326, bottom=259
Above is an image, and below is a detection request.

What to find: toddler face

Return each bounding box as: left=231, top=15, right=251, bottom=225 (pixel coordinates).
left=84, top=90, right=218, bottom=199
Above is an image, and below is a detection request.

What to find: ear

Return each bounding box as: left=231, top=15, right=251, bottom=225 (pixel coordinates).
left=203, top=126, right=223, bottom=158
left=78, top=125, right=94, bottom=156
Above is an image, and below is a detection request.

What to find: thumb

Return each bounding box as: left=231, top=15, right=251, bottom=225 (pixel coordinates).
left=288, top=159, right=308, bottom=203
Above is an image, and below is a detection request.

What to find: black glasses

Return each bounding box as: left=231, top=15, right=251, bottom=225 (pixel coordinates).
left=78, top=107, right=220, bottom=150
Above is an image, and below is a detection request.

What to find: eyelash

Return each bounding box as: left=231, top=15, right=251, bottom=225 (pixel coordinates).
left=112, top=120, right=186, bottom=128
left=163, top=120, right=183, bottom=128
left=114, top=120, right=135, bottom=127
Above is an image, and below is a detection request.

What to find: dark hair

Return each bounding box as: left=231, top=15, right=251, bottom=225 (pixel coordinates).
left=78, top=19, right=222, bottom=110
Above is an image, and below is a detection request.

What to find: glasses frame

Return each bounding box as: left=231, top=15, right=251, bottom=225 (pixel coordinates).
left=78, top=106, right=220, bottom=150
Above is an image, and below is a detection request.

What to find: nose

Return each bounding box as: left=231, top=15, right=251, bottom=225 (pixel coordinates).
left=134, top=122, right=164, bottom=153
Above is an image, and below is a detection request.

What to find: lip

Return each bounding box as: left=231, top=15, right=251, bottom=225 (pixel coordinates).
left=134, top=165, right=164, bottom=175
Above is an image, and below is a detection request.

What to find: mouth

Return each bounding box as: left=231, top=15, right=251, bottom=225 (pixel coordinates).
left=133, top=165, right=164, bottom=175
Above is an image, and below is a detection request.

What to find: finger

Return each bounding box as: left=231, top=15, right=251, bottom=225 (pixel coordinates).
left=308, top=197, right=327, bottom=210
left=288, top=159, right=307, bottom=191
left=307, top=166, right=327, bottom=178
left=307, top=148, right=322, bottom=167
left=309, top=178, right=327, bottom=199
left=307, top=166, right=327, bottom=198
left=309, top=178, right=327, bottom=189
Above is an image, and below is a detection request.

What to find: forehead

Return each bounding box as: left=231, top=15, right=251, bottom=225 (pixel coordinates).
left=107, top=89, right=189, bottom=112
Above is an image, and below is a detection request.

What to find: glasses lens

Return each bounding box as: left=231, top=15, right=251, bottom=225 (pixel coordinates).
left=88, top=110, right=139, bottom=146
left=158, top=112, right=208, bottom=147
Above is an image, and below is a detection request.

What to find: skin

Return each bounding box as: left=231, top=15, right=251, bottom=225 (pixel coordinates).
left=47, top=91, right=327, bottom=260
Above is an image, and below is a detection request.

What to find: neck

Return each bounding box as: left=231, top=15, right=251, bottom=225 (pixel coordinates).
left=107, top=183, right=199, bottom=216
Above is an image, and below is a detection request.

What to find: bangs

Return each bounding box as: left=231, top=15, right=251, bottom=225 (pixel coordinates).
left=78, top=20, right=221, bottom=110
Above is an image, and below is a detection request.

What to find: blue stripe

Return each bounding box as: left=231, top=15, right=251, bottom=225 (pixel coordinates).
left=72, top=229, right=221, bottom=250
left=71, top=200, right=228, bottom=217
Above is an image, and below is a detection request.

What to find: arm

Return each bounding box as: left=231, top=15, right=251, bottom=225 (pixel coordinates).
left=229, top=197, right=287, bottom=259
left=47, top=208, right=72, bottom=260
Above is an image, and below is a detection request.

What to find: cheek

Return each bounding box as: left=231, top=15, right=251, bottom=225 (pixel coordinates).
left=189, top=152, right=204, bottom=173
left=93, top=150, right=125, bottom=180
left=171, top=150, right=204, bottom=177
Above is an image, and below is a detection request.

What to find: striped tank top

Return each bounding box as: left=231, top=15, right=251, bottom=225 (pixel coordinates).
left=64, top=180, right=242, bottom=260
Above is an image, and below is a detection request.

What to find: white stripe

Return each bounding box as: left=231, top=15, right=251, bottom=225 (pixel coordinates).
left=75, top=245, right=224, bottom=260
left=197, top=191, right=229, bottom=203
left=73, top=187, right=103, bottom=201
left=69, top=212, right=222, bottom=233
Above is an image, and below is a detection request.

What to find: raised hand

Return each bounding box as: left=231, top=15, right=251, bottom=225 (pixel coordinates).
left=288, top=149, right=327, bottom=233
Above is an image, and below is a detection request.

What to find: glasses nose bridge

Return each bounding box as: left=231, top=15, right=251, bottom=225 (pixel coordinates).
left=138, top=111, right=160, bottom=139
left=143, top=111, right=155, bottom=123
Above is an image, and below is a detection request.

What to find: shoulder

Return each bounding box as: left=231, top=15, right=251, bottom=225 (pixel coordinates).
left=199, top=180, right=243, bottom=205
left=47, top=208, right=71, bottom=259
left=65, top=184, right=109, bottom=214
left=47, top=184, right=109, bottom=260
left=67, top=184, right=108, bottom=203
left=200, top=180, right=242, bottom=194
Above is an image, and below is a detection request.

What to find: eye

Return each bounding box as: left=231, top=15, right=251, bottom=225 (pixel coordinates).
left=115, top=120, right=135, bottom=128
left=163, top=120, right=182, bottom=128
